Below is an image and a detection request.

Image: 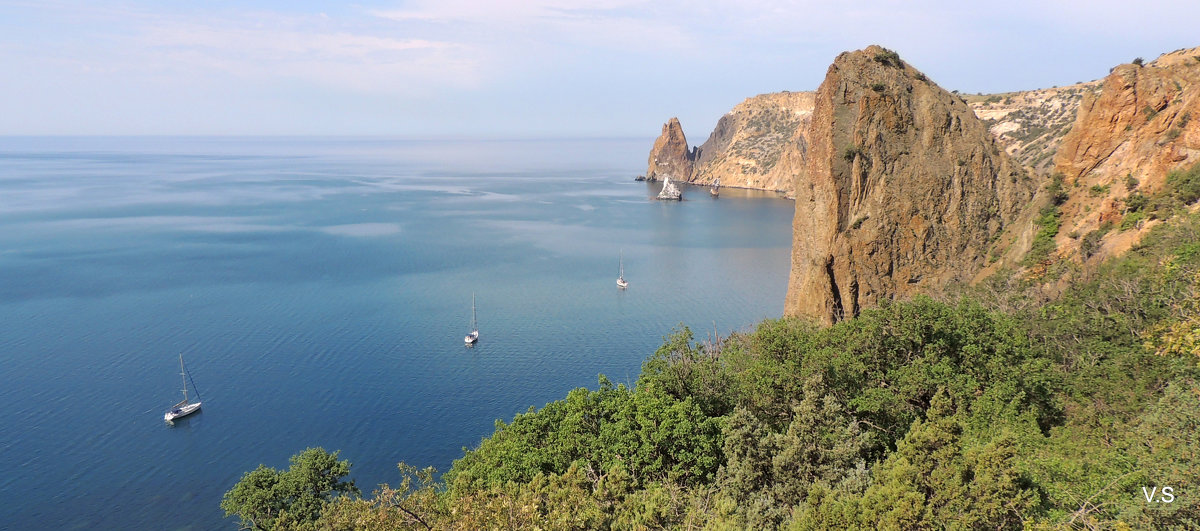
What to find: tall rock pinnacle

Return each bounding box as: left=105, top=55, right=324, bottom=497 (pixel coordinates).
left=783, top=46, right=1034, bottom=325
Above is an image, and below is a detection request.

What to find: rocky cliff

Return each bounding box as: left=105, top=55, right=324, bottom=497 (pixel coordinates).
left=643, top=94, right=815, bottom=193
left=782, top=46, right=1034, bottom=325
left=1056, top=49, right=1200, bottom=188
left=967, top=83, right=1100, bottom=175
left=1046, top=47, right=1200, bottom=262
left=644, top=118, right=696, bottom=183
left=690, top=92, right=815, bottom=192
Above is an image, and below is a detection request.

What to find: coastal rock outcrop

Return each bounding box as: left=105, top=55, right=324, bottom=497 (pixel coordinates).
left=643, top=93, right=815, bottom=194
left=782, top=46, right=1034, bottom=325
left=692, top=92, right=815, bottom=193
left=1044, top=47, right=1200, bottom=261
left=644, top=118, right=696, bottom=182
left=1055, top=49, right=1200, bottom=189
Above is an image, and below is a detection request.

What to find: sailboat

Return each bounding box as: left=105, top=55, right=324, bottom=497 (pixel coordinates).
left=164, top=354, right=202, bottom=421
left=710, top=177, right=720, bottom=197
left=617, top=250, right=629, bottom=289
left=464, top=293, right=479, bottom=345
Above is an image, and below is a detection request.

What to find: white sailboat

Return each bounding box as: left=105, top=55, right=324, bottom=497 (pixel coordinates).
left=464, top=293, right=479, bottom=344
left=164, top=354, right=202, bottom=421
left=617, top=250, right=629, bottom=289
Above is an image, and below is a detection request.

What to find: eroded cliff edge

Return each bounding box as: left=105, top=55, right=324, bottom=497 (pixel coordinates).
left=781, top=46, right=1034, bottom=325
left=644, top=92, right=815, bottom=194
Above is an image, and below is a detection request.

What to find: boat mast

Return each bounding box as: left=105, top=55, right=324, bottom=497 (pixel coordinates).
left=619, top=250, right=624, bottom=278
left=471, top=293, right=477, bottom=332
left=179, top=354, right=188, bottom=403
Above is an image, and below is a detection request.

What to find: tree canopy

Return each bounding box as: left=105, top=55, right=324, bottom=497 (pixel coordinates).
left=221, top=447, right=358, bottom=530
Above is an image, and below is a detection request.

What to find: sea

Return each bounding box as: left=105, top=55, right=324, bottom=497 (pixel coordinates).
left=0, top=136, right=796, bottom=530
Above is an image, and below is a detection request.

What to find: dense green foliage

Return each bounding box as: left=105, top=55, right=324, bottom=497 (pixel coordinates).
left=443, top=376, right=723, bottom=492
left=228, top=210, right=1200, bottom=530
left=1025, top=174, right=1067, bottom=266
left=1024, top=206, right=1062, bottom=265
left=1166, top=160, right=1200, bottom=207
left=222, top=448, right=358, bottom=530
left=1137, top=160, right=1200, bottom=221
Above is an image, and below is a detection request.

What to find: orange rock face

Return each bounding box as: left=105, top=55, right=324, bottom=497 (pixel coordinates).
left=645, top=118, right=696, bottom=182
left=1047, top=48, right=1200, bottom=261
left=783, top=46, right=1034, bottom=325
left=1055, top=49, right=1200, bottom=192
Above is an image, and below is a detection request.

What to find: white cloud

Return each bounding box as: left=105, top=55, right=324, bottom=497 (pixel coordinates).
left=371, top=0, right=693, bottom=53
left=138, top=19, right=482, bottom=92
left=1, top=4, right=490, bottom=96
left=133, top=12, right=490, bottom=93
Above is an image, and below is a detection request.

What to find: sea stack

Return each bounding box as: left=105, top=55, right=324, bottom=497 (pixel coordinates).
left=645, top=117, right=696, bottom=183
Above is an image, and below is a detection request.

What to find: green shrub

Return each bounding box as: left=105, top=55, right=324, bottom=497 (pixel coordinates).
left=1124, top=174, right=1140, bottom=191
left=1089, top=184, right=1110, bottom=197
left=1047, top=173, right=1069, bottom=206
left=1120, top=211, right=1146, bottom=231
left=1167, top=161, right=1200, bottom=205
left=1024, top=206, right=1062, bottom=265
left=871, top=83, right=885, bottom=92
left=1125, top=193, right=1149, bottom=212
left=1132, top=57, right=1145, bottom=66
left=873, top=49, right=901, bottom=67
left=1081, top=230, right=1104, bottom=258
left=446, top=375, right=724, bottom=492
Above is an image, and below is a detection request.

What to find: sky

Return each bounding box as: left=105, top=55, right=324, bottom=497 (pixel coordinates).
left=2, top=0, right=1199, bottom=137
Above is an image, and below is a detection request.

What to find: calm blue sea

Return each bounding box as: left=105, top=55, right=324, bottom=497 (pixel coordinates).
left=0, top=136, right=795, bottom=530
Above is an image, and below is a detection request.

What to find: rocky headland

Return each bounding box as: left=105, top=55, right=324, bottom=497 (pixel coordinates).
left=645, top=93, right=815, bottom=194
left=643, top=44, right=1200, bottom=326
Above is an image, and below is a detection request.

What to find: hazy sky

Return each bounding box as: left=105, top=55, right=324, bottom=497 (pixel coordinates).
left=3, top=0, right=1198, bottom=137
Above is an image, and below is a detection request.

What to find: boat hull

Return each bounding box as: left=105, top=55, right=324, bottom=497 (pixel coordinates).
left=165, top=402, right=201, bottom=421
left=464, top=331, right=479, bottom=344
